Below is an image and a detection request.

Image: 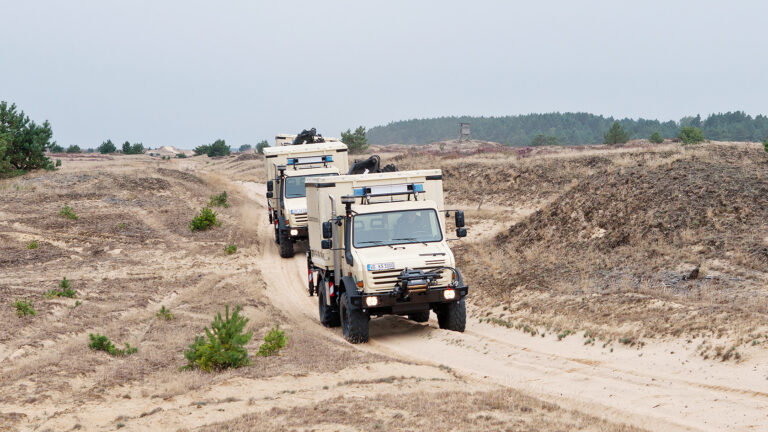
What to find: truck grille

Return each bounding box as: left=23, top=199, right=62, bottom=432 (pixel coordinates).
left=369, top=260, right=449, bottom=292
left=292, top=213, right=308, bottom=225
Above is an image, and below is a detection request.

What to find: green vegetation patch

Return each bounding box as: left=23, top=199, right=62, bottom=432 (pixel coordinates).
left=89, top=333, right=138, bottom=357
left=182, top=305, right=253, bottom=371
left=12, top=299, right=36, bottom=317
left=189, top=207, right=221, bottom=231
left=59, top=205, right=78, bottom=220
left=209, top=191, right=229, bottom=208
left=257, top=326, right=287, bottom=357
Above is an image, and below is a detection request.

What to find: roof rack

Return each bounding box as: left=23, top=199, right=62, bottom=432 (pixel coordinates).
left=348, top=183, right=424, bottom=204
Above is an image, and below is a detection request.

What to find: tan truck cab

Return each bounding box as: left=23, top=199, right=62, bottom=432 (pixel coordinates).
left=264, top=142, right=349, bottom=258
left=306, top=170, right=468, bottom=343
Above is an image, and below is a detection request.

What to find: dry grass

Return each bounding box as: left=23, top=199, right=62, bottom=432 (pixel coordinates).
left=200, top=387, right=645, bottom=432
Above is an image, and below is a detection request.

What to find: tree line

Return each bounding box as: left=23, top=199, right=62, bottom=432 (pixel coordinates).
left=366, top=111, right=768, bottom=146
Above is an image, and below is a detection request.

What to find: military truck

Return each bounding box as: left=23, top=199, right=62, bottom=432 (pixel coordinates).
left=305, top=170, right=468, bottom=343
left=264, top=142, right=349, bottom=258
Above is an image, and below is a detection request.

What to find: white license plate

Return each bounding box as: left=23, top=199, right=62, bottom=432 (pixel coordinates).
left=368, top=262, right=395, bottom=271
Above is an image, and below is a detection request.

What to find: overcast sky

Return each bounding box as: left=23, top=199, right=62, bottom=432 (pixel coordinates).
left=2, top=1, right=766, bottom=148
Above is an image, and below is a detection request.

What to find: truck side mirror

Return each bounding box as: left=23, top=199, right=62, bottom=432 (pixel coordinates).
left=321, top=239, right=332, bottom=249
left=266, top=180, right=273, bottom=192
left=322, top=221, right=333, bottom=239
left=456, top=227, right=467, bottom=238
left=454, top=210, right=465, bottom=228
left=266, top=191, right=273, bottom=199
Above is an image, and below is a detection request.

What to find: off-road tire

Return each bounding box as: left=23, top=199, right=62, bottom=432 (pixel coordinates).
left=278, top=229, right=294, bottom=258
left=340, top=292, right=369, bottom=343
left=436, top=298, right=466, bottom=332
left=408, top=310, right=430, bottom=322
left=318, top=280, right=340, bottom=327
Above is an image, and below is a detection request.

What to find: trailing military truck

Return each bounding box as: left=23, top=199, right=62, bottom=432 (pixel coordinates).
left=305, top=170, right=468, bottom=343
left=264, top=142, right=349, bottom=258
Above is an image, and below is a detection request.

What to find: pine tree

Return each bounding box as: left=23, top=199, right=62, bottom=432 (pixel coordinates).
left=341, top=126, right=369, bottom=153
left=604, top=121, right=630, bottom=145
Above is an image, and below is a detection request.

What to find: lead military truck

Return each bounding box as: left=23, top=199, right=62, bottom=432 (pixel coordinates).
left=305, top=170, right=468, bottom=343
left=264, top=142, right=349, bottom=258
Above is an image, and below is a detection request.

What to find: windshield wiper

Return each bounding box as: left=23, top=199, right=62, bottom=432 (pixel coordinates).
left=392, top=237, right=429, bottom=246
left=358, top=240, right=394, bottom=249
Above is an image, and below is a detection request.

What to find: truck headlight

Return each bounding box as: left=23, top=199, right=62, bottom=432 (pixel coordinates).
left=290, top=229, right=298, bottom=236
left=443, top=289, right=456, bottom=300
left=365, top=296, right=379, bottom=307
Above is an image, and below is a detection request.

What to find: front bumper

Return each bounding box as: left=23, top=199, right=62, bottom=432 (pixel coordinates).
left=350, top=285, right=469, bottom=315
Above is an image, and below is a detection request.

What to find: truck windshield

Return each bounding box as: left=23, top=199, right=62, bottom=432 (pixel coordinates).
left=284, top=173, right=338, bottom=198
left=353, top=209, right=442, bottom=248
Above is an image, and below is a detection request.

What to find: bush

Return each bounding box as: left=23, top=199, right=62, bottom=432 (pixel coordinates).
left=156, top=305, right=174, bottom=320
left=122, top=141, right=145, bottom=154
left=59, top=205, right=78, bottom=220
left=256, top=140, right=270, bottom=154
left=55, top=159, right=61, bottom=167
left=209, top=191, right=229, bottom=208
left=257, top=326, right=287, bottom=357
left=182, top=305, right=252, bottom=371
left=341, top=126, right=369, bottom=153
left=89, top=333, right=138, bottom=357
left=49, top=143, right=64, bottom=153
left=176, top=153, right=187, bottom=158
left=530, top=134, right=560, bottom=146
left=98, top=139, right=117, bottom=154
left=604, top=121, right=630, bottom=145
left=649, top=132, right=664, bottom=144
left=27, top=240, right=38, bottom=249
left=224, top=244, right=237, bottom=254
left=678, top=126, right=705, bottom=145
left=189, top=207, right=221, bottom=231
left=46, top=277, right=76, bottom=298
left=0, top=101, right=55, bottom=177
left=13, top=299, right=36, bottom=317
left=194, top=139, right=230, bottom=157
left=239, top=144, right=252, bottom=152
left=66, top=145, right=81, bottom=153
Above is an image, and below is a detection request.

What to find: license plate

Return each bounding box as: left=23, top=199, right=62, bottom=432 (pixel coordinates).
left=367, top=262, right=395, bottom=271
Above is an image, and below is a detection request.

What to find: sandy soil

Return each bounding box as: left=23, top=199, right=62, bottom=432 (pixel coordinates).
left=2, top=148, right=767, bottom=431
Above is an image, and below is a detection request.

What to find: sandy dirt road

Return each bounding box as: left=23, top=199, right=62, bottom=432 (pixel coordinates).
left=238, top=180, right=768, bottom=432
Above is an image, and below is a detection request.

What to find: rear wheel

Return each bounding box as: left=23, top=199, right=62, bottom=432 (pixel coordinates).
left=278, top=228, right=294, bottom=258
left=318, top=280, right=340, bottom=327
left=408, top=310, right=430, bottom=322
left=436, top=298, right=466, bottom=332
left=340, top=292, right=369, bottom=343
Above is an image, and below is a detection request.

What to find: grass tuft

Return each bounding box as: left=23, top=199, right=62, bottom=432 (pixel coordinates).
left=224, top=244, right=237, bottom=254
left=156, top=305, right=174, bottom=320
left=26, top=240, right=39, bottom=249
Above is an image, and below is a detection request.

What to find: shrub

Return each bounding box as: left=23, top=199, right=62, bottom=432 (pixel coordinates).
left=678, top=126, right=705, bottom=145
left=189, top=207, right=221, bottom=231
left=27, top=240, right=38, bottom=249
left=0, top=101, right=55, bottom=177
left=341, top=126, right=369, bottom=153
left=224, top=244, right=237, bottom=254
left=98, top=139, right=117, bottom=154
left=239, top=144, right=252, bottom=152
left=604, top=121, right=630, bottom=145
left=209, top=191, right=229, bottom=208
left=89, top=333, right=138, bottom=356
left=256, top=140, right=270, bottom=154
left=257, top=326, right=287, bottom=357
left=649, top=132, right=664, bottom=144
left=194, top=139, right=230, bottom=157
left=46, top=277, right=76, bottom=298
left=156, top=305, right=174, bottom=320
left=13, top=299, right=36, bottom=317
left=66, top=145, right=81, bottom=153
left=176, top=153, right=187, bottom=158
left=49, top=143, right=64, bottom=153
left=55, top=159, right=61, bottom=167
left=763, top=139, right=768, bottom=153
left=182, top=305, right=252, bottom=371
left=59, top=205, right=78, bottom=220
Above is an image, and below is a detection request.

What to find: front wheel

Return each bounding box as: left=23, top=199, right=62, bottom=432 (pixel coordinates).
left=278, top=229, right=294, bottom=258
left=318, top=280, right=340, bottom=327
left=436, top=298, right=466, bottom=332
left=340, top=292, right=369, bottom=343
